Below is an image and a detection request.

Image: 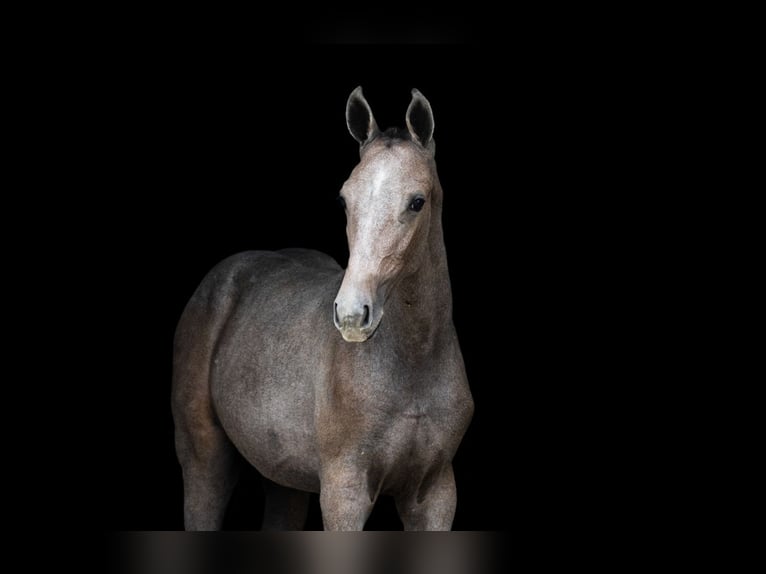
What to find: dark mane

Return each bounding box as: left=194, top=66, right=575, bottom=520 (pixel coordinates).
left=374, top=127, right=411, bottom=147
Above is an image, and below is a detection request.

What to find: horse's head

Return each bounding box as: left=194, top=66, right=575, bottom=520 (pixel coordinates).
left=334, top=86, right=437, bottom=343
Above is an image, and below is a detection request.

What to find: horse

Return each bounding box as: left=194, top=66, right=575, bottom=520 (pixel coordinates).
left=171, top=86, right=474, bottom=530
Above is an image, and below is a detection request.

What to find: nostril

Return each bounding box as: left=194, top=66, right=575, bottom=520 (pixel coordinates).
left=333, top=302, right=340, bottom=326
left=363, top=305, right=370, bottom=327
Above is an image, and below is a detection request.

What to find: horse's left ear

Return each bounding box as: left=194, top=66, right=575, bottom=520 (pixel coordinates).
left=406, top=89, right=435, bottom=148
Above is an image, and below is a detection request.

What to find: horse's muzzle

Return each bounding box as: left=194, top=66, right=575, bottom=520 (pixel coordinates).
left=334, top=301, right=376, bottom=342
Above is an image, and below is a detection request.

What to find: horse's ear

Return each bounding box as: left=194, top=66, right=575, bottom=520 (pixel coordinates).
left=346, top=86, right=379, bottom=145
left=406, top=89, right=434, bottom=148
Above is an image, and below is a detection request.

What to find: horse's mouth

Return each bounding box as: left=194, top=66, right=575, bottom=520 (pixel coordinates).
left=338, top=315, right=382, bottom=343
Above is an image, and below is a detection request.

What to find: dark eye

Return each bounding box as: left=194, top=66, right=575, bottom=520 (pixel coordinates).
left=409, top=197, right=426, bottom=212
left=337, top=195, right=346, bottom=209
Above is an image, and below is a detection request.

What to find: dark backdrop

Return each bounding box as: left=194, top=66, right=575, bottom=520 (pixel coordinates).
left=102, top=45, right=641, bottom=532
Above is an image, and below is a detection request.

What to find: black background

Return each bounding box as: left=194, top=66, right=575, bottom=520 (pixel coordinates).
left=101, top=44, right=650, bottom=532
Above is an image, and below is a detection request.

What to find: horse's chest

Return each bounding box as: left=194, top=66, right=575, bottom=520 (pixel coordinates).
left=360, top=408, right=451, bottom=495
left=319, top=349, right=471, bottom=487
left=362, top=401, right=454, bottom=470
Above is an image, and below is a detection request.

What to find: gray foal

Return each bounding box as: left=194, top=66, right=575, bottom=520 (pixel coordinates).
left=172, top=87, right=473, bottom=531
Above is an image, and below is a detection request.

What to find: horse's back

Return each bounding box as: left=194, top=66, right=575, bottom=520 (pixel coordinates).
left=176, top=249, right=343, bottom=492
left=178, top=248, right=341, bottom=327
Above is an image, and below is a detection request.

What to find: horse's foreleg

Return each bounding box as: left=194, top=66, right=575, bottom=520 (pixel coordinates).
left=319, top=463, right=375, bottom=531
left=395, top=464, right=456, bottom=531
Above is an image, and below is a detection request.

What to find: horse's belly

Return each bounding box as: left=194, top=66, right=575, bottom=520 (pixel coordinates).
left=209, top=314, right=333, bottom=493
left=206, top=254, right=341, bottom=493
left=232, top=414, right=321, bottom=493
left=211, top=367, right=322, bottom=492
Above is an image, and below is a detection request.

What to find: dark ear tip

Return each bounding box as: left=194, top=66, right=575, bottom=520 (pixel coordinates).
left=409, top=89, right=431, bottom=111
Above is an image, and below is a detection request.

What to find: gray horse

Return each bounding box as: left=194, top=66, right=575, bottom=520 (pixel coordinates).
left=172, top=87, right=473, bottom=531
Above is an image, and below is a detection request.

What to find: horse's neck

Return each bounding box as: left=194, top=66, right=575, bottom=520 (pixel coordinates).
left=388, top=205, right=453, bottom=350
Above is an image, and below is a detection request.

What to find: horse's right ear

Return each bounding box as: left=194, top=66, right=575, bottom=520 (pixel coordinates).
left=346, top=86, right=379, bottom=145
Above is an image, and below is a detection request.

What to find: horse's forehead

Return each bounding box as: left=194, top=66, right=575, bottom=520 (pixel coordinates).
left=352, top=145, right=430, bottom=188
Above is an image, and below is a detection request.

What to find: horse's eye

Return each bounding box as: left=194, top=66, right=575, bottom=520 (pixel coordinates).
left=409, top=197, right=426, bottom=212
left=337, top=195, right=346, bottom=209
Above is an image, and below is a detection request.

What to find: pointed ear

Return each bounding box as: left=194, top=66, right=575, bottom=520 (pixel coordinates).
left=406, top=88, right=435, bottom=147
left=346, top=86, right=379, bottom=145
